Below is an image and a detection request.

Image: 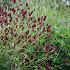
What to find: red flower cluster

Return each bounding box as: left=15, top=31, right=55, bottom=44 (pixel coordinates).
left=0, top=0, right=54, bottom=70
left=0, top=9, right=8, bottom=25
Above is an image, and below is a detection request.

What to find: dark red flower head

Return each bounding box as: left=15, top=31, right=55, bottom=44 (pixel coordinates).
left=3, top=19, right=7, bottom=23
left=20, top=2, right=22, bottom=6
left=32, top=24, right=36, bottom=28
left=8, top=17, right=12, bottom=23
left=12, top=0, right=16, bottom=4
left=38, top=64, right=40, bottom=70
left=26, top=2, right=28, bottom=6
left=29, top=11, right=33, bottom=16
left=47, top=25, right=51, bottom=32
left=11, top=8, right=16, bottom=14
left=45, top=45, right=50, bottom=53
left=8, top=13, right=11, bottom=17
left=0, top=7, right=3, bottom=16
left=46, top=63, right=52, bottom=70
left=33, top=20, right=36, bottom=23
left=3, top=12, right=7, bottom=17
left=21, top=9, right=27, bottom=17
left=38, top=17, right=40, bottom=21
left=43, top=16, right=46, bottom=21
left=0, top=17, right=2, bottom=25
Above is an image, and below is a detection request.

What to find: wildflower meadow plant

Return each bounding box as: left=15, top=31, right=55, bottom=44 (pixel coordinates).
left=0, top=0, right=70, bottom=70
